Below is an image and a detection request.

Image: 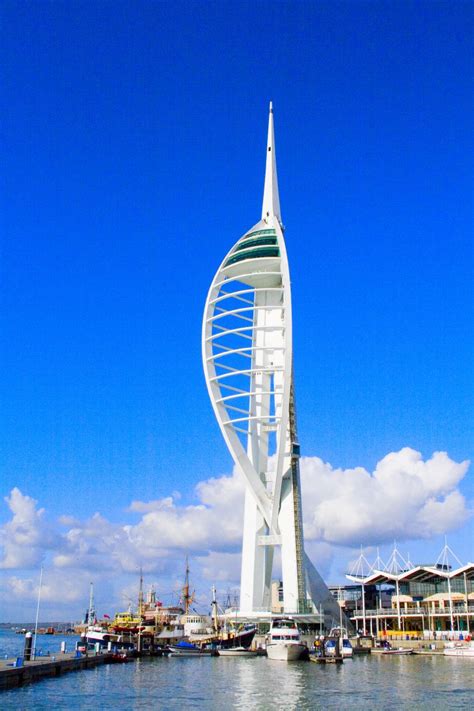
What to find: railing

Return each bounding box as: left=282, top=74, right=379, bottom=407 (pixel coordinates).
left=351, top=605, right=474, bottom=618
left=224, top=607, right=271, bottom=615
left=223, top=606, right=323, bottom=617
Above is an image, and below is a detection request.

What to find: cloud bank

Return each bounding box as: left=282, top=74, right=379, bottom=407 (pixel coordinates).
left=0, top=448, right=471, bottom=614
left=301, top=448, right=470, bottom=545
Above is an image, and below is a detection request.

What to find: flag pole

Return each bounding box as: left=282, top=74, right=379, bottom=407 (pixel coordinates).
left=33, top=566, right=44, bottom=660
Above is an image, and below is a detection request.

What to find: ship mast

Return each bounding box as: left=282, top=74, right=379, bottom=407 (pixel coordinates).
left=182, top=557, right=195, bottom=615
left=138, top=568, right=144, bottom=617
left=87, top=582, right=96, bottom=624
left=211, top=585, right=219, bottom=632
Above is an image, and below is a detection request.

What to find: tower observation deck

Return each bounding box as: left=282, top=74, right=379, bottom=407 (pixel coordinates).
left=202, top=104, right=342, bottom=627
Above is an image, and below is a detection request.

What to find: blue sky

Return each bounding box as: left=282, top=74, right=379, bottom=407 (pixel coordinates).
left=1, top=1, right=472, bottom=618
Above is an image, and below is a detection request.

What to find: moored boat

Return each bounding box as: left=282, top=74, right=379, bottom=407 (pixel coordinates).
left=444, top=641, right=474, bottom=658
left=218, top=647, right=256, bottom=657
left=218, top=625, right=257, bottom=650
left=325, top=627, right=353, bottom=658
left=109, top=652, right=133, bottom=663
left=82, top=583, right=121, bottom=648
left=382, top=647, right=414, bottom=655
left=85, top=624, right=120, bottom=647
left=109, top=608, right=143, bottom=634
left=266, top=618, right=307, bottom=661
left=168, top=640, right=206, bottom=656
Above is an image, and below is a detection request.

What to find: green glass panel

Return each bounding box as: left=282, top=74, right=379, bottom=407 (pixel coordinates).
left=235, top=237, right=277, bottom=251
left=225, top=246, right=280, bottom=267
left=244, top=229, right=276, bottom=238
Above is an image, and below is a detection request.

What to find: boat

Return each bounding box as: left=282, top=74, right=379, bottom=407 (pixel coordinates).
left=217, top=624, right=257, bottom=649
left=325, top=627, right=353, bottom=658
left=265, top=618, right=307, bottom=661
left=109, top=606, right=143, bottom=634
left=382, top=647, right=414, bottom=655
left=444, top=641, right=474, bottom=658
left=168, top=640, right=206, bottom=657
left=218, top=646, right=256, bottom=657
left=86, top=623, right=120, bottom=647
left=325, top=638, right=353, bottom=658
left=81, top=583, right=120, bottom=648
left=109, top=652, right=133, bottom=663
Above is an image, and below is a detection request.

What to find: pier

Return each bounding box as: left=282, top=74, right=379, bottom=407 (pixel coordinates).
left=0, top=651, right=112, bottom=690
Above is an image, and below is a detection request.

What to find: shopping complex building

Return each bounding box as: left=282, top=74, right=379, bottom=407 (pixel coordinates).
left=330, top=545, right=474, bottom=638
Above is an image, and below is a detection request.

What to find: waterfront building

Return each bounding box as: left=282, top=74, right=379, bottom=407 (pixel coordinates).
left=342, top=545, right=474, bottom=637
left=202, top=104, right=341, bottom=628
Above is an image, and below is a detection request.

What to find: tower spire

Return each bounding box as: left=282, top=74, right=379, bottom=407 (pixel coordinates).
left=261, top=101, right=281, bottom=224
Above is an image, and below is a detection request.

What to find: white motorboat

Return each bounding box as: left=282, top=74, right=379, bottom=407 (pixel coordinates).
left=168, top=641, right=204, bottom=656
left=218, top=647, right=256, bottom=657
left=266, top=618, right=307, bottom=661
left=444, top=641, right=474, bottom=658
left=325, top=627, right=353, bottom=658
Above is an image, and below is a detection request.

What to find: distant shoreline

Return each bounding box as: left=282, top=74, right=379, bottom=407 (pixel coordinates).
left=0, top=623, right=77, bottom=630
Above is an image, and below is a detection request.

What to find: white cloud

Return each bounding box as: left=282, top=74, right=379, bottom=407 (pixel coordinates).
left=0, top=488, right=60, bottom=569
left=128, top=497, right=175, bottom=513
left=196, top=551, right=242, bottom=584
left=3, top=572, right=89, bottom=605
left=0, top=448, right=470, bottom=615
left=124, top=471, right=245, bottom=561
left=301, top=448, right=471, bottom=545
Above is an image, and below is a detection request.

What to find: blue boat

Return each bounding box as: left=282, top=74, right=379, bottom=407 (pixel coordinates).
left=168, top=641, right=205, bottom=656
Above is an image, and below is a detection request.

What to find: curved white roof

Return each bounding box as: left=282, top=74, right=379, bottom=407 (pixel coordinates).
left=346, top=561, right=474, bottom=585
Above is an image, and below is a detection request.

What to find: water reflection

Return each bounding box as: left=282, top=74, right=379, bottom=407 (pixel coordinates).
left=233, top=657, right=307, bottom=710
left=1, top=634, right=474, bottom=711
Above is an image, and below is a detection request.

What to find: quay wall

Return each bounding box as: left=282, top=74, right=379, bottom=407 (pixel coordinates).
left=0, top=652, right=111, bottom=691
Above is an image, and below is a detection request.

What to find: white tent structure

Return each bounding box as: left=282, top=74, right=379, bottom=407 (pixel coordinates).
left=202, top=104, right=341, bottom=626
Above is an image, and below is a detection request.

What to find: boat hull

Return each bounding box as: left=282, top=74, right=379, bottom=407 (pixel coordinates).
left=218, top=647, right=256, bottom=658
left=169, top=651, right=202, bottom=657
left=168, top=647, right=202, bottom=656
left=266, top=643, right=306, bottom=661
left=167, top=643, right=214, bottom=657
left=85, top=626, right=120, bottom=646
left=325, top=641, right=353, bottom=658
left=218, top=628, right=256, bottom=649
left=444, top=647, right=474, bottom=657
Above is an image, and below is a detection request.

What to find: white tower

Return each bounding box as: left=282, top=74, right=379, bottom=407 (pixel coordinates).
left=203, top=104, right=339, bottom=619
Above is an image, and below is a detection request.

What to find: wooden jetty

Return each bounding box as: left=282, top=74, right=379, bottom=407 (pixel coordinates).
left=310, top=655, right=343, bottom=664
left=0, top=651, right=112, bottom=690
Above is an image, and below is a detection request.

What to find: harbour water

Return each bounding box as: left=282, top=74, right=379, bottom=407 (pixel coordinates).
left=0, top=629, right=80, bottom=660
left=1, top=631, right=473, bottom=709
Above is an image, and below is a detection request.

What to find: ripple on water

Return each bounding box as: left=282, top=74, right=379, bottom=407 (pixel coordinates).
left=1, top=650, right=473, bottom=710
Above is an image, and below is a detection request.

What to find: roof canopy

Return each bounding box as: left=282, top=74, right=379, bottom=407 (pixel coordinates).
left=346, top=562, right=474, bottom=586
